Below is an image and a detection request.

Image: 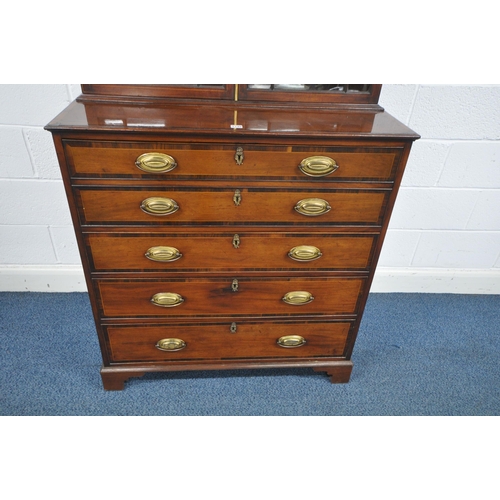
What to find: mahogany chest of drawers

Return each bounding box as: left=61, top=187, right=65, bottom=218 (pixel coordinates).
left=46, top=84, right=419, bottom=390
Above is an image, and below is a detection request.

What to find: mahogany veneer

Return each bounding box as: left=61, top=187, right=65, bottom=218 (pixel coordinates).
left=46, top=84, right=419, bottom=390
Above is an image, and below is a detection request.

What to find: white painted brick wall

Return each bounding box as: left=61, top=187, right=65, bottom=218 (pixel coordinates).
left=377, top=84, right=500, bottom=290
left=0, top=84, right=81, bottom=269
left=0, top=84, right=499, bottom=292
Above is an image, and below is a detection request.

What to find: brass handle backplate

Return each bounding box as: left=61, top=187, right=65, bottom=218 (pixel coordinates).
left=150, top=292, right=185, bottom=308
left=282, top=291, right=315, bottom=305
left=277, top=335, right=307, bottom=348
left=235, top=147, right=244, bottom=165
left=294, top=198, right=331, bottom=217
left=145, top=246, right=182, bottom=263
left=135, top=152, right=177, bottom=174
left=155, top=338, right=186, bottom=352
left=298, top=156, right=338, bottom=177
left=140, top=197, right=179, bottom=216
left=288, top=245, right=322, bottom=262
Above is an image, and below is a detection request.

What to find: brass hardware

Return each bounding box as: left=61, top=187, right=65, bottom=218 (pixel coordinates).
left=277, top=335, right=307, bottom=348
left=235, top=147, right=244, bottom=165
left=155, top=338, right=186, bottom=352
left=294, top=198, right=331, bottom=217
left=233, top=189, right=242, bottom=206
left=288, top=245, right=322, bottom=262
left=150, top=292, right=185, bottom=308
left=298, top=156, right=338, bottom=177
left=145, top=246, right=182, bottom=263
left=232, top=279, right=239, bottom=292
left=233, top=234, right=240, bottom=249
left=140, top=197, right=179, bottom=216
left=135, top=152, right=177, bottom=174
left=230, top=322, right=237, bottom=333
left=282, top=291, right=315, bottom=305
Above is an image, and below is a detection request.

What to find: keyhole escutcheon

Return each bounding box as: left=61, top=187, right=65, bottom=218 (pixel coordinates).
left=233, top=189, right=242, bottom=206
left=235, top=147, right=244, bottom=165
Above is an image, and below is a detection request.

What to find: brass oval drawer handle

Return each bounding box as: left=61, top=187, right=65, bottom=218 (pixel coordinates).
left=294, top=198, right=331, bottom=217
left=288, top=245, right=322, bottom=262
left=140, top=197, right=179, bottom=216
left=282, top=290, right=315, bottom=305
left=145, top=246, right=182, bottom=263
left=277, top=335, right=307, bottom=348
left=155, top=338, right=186, bottom=352
left=135, top=152, right=177, bottom=174
left=299, top=156, right=338, bottom=177
left=150, top=292, right=185, bottom=308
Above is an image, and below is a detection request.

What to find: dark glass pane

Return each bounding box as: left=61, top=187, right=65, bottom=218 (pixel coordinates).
left=247, top=84, right=371, bottom=93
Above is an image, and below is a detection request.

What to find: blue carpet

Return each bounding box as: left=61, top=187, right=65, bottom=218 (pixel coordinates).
left=0, top=292, right=499, bottom=416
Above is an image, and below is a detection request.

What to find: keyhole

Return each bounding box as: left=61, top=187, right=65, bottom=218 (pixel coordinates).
left=235, top=147, right=244, bottom=165
left=233, top=189, right=242, bottom=206
left=232, top=279, right=239, bottom=292
left=230, top=322, right=237, bottom=333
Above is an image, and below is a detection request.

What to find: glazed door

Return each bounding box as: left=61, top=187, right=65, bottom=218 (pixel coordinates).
left=81, top=85, right=236, bottom=100
left=237, top=84, right=381, bottom=104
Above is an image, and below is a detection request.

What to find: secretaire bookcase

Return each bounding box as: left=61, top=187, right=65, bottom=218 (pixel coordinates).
left=46, top=84, right=419, bottom=390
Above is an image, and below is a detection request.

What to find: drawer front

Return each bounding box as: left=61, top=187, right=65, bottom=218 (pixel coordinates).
left=96, top=277, right=365, bottom=317
left=105, top=321, right=352, bottom=362
left=77, top=188, right=388, bottom=226
left=86, top=232, right=376, bottom=272
left=65, top=141, right=397, bottom=181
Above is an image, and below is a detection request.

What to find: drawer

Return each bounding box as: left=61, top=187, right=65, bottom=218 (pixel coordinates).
left=86, top=232, right=376, bottom=272
left=76, top=187, right=388, bottom=226
left=105, top=320, right=352, bottom=362
left=65, top=140, right=398, bottom=181
left=96, top=277, right=366, bottom=318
